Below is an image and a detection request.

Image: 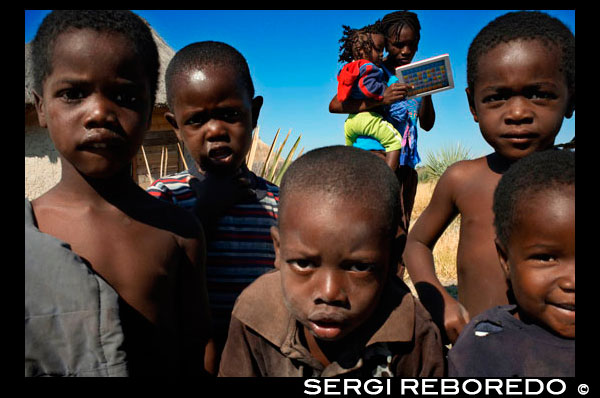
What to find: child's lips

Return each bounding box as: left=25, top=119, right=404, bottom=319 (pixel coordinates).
left=501, top=131, right=539, bottom=144
left=208, top=146, right=233, bottom=162
left=549, top=301, right=575, bottom=323
left=78, top=129, right=126, bottom=153
left=309, top=321, right=344, bottom=340
left=553, top=302, right=575, bottom=312
left=308, top=312, right=347, bottom=339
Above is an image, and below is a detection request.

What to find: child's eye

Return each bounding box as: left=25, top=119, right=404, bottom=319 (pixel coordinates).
left=115, top=92, right=137, bottom=105
left=528, top=91, right=557, bottom=100
left=59, top=89, right=86, bottom=102
left=185, top=113, right=207, bottom=126
left=531, top=253, right=557, bottom=263
left=288, top=259, right=315, bottom=270
left=349, top=263, right=375, bottom=273
left=483, top=93, right=508, bottom=103
left=217, top=109, right=242, bottom=123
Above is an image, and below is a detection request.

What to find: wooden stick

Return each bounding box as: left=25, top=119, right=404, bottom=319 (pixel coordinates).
left=164, top=146, right=169, bottom=176
left=177, top=142, right=189, bottom=170
left=159, top=146, right=165, bottom=178
left=140, top=145, right=153, bottom=183
left=246, top=125, right=260, bottom=171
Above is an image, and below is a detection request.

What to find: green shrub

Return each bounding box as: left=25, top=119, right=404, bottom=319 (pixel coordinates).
left=421, top=142, right=472, bottom=182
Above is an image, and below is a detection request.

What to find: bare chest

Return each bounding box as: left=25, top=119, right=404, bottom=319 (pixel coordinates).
left=33, top=206, right=181, bottom=320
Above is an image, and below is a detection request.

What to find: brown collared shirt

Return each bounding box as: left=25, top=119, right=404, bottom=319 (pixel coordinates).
left=218, top=271, right=445, bottom=377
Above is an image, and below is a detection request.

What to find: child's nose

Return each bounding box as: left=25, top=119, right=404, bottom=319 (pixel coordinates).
left=558, top=260, right=575, bottom=292
left=315, top=269, right=349, bottom=307
left=505, top=96, right=534, bottom=124
left=84, top=93, right=118, bottom=129
left=204, top=119, right=229, bottom=142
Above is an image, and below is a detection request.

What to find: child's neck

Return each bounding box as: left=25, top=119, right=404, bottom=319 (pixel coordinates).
left=51, top=159, right=138, bottom=208
left=487, top=152, right=517, bottom=174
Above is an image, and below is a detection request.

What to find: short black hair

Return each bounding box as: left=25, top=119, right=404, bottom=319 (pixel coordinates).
left=165, top=41, right=254, bottom=110
left=31, top=10, right=159, bottom=107
left=493, top=149, right=575, bottom=247
left=380, top=10, right=421, bottom=42
left=338, top=21, right=383, bottom=64
left=467, top=11, right=575, bottom=96
left=279, top=145, right=400, bottom=238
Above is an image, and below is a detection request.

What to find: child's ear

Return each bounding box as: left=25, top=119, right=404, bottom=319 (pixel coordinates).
left=165, top=111, right=183, bottom=141
left=565, top=93, right=575, bottom=118
left=270, top=225, right=281, bottom=270
left=495, top=238, right=510, bottom=279
left=32, top=90, right=48, bottom=128
left=251, top=96, right=263, bottom=129
left=465, top=88, right=479, bottom=123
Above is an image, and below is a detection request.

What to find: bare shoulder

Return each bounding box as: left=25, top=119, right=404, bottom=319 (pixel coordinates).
left=442, top=156, right=491, bottom=181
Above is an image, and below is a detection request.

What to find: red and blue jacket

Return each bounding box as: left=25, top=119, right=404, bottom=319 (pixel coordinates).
left=337, top=59, right=386, bottom=102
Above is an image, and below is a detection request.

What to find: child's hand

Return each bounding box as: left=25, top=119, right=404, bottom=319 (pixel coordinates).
left=444, top=298, right=470, bottom=344
left=382, top=83, right=413, bottom=105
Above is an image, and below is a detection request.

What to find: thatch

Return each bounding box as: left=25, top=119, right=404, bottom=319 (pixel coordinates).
left=24, top=18, right=174, bottom=107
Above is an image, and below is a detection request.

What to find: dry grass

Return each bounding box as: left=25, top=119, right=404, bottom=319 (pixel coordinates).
left=404, top=180, right=459, bottom=287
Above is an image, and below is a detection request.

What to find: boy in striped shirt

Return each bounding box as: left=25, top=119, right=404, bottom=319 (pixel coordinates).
left=147, top=41, right=278, bottom=367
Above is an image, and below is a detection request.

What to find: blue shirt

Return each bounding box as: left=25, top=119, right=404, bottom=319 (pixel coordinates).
left=353, top=65, right=423, bottom=169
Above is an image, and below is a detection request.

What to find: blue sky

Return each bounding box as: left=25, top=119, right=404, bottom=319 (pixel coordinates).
left=25, top=10, right=575, bottom=162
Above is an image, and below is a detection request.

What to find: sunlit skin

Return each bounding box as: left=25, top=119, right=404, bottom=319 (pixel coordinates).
left=383, top=24, right=418, bottom=68
left=467, top=39, right=574, bottom=162
left=496, top=187, right=575, bottom=339
left=34, top=30, right=152, bottom=179
left=31, top=29, right=214, bottom=374
left=404, top=38, right=574, bottom=344
left=271, top=192, right=392, bottom=356
left=165, top=65, right=263, bottom=176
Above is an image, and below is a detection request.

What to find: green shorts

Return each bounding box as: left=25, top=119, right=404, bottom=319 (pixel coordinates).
left=344, top=112, right=402, bottom=152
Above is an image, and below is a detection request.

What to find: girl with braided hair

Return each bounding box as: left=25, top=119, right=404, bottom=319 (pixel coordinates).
left=336, top=22, right=403, bottom=170
left=330, top=11, right=436, bottom=276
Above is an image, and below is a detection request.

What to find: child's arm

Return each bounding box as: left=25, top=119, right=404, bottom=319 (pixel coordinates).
left=386, top=149, right=400, bottom=170
left=329, top=83, right=413, bottom=114
left=419, top=95, right=436, bottom=131
left=178, top=231, right=215, bottom=375
left=404, top=165, right=470, bottom=344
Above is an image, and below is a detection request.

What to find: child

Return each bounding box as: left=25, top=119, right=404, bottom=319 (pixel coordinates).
left=25, top=10, right=212, bottom=377
left=404, top=11, right=575, bottom=344
left=449, top=149, right=575, bottom=377
left=337, top=22, right=403, bottom=170
left=218, top=146, right=444, bottom=377
left=330, top=10, right=435, bottom=254
left=147, top=41, right=279, bottom=360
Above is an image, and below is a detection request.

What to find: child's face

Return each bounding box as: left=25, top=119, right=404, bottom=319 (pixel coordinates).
left=271, top=192, right=391, bottom=342
left=497, top=186, right=575, bottom=338
left=363, top=33, right=385, bottom=66
left=467, top=40, right=573, bottom=162
left=165, top=66, right=262, bottom=175
left=33, top=29, right=152, bottom=179
left=385, top=25, right=418, bottom=67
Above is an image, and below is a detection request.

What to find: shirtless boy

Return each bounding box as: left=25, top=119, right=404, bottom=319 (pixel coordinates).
left=403, top=11, right=575, bottom=344
left=26, top=10, right=212, bottom=376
